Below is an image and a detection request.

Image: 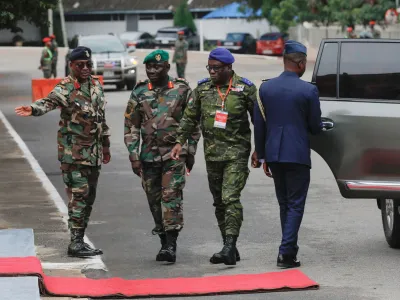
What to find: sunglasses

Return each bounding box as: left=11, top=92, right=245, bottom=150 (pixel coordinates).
left=74, top=61, right=93, bottom=69
left=206, top=65, right=226, bottom=72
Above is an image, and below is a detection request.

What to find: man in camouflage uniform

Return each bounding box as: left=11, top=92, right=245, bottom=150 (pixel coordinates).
left=50, top=34, right=58, bottom=78
left=171, top=48, right=257, bottom=265
left=15, top=46, right=111, bottom=258
left=124, top=49, right=200, bottom=263
left=39, top=37, right=53, bottom=79
left=172, top=31, right=188, bottom=79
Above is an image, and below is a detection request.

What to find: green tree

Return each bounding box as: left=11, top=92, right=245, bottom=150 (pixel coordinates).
left=0, top=0, right=58, bottom=33
left=173, top=0, right=197, bottom=32
left=246, top=0, right=397, bottom=32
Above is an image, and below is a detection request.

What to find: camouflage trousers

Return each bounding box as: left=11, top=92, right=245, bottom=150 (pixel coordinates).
left=176, top=63, right=186, bottom=79
left=61, top=164, right=100, bottom=229
left=206, top=159, right=249, bottom=236
left=141, top=158, right=186, bottom=233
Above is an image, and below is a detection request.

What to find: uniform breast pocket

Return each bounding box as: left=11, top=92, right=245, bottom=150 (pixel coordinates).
left=72, top=99, right=94, bottom=124
left=224, top=93, right=246, bottom=118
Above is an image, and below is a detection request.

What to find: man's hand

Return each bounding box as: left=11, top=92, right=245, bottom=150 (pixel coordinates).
left=103, top=148, right=111, bottom=164
left=251, top=151, right=261, bottom=168
left=131, top=160, right=142, bottom=177
left=15, top=106, right=33, bottom=117
left=263, top=162, right=272, bottom=178
left=186, top=154, right=195, bottom=173
left=171, top=144, right=182, bottom=160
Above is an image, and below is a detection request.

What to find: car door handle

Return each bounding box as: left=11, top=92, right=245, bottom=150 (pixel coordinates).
left=321, top=117, right=334, bottom=131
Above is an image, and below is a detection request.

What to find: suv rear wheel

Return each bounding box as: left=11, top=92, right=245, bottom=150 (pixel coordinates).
left=116, top=83, right=125, bottom=90
left=380, top=198, right=400, bottom=248
left=126, top=80, right=136, bottom=91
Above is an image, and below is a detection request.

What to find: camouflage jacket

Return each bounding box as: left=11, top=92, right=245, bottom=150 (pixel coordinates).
left=176, top=72, right=257, bottom=161
left=124, top=76, right=201, bottom=162
left=31, top=75, right=111, bottom=166
left=173, top=40, right=188, bottom=64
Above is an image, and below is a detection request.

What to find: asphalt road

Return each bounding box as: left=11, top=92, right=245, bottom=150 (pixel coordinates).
left=0, top=47, right=399, bottom=300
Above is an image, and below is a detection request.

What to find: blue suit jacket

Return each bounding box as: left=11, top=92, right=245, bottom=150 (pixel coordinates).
left=254, top=71, right=322, bottom=167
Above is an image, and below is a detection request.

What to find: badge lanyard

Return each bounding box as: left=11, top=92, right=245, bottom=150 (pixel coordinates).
left=216, top=78, right=233, bottom=111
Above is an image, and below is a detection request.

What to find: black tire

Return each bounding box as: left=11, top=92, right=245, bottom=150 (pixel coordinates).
left=116, top=83, right=125, bottom=90
left=126, top=80, right=136, bottom=91
left=380, top=198, right=400, bottom=248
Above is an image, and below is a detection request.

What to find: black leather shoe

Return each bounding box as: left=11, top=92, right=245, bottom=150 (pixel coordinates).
left=277, top=254, right=301, bottom=268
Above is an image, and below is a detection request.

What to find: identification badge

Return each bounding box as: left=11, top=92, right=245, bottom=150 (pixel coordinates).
left=214, top=110, right=228, bottom=129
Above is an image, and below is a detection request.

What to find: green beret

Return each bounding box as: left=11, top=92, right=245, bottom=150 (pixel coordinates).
left=143, top=49, right=169, bottom=64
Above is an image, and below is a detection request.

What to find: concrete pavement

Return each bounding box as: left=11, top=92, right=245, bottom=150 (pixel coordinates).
left=0, top=47, right=399, bottom=299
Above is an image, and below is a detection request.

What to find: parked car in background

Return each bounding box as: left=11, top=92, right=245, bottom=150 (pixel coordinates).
left=154, top=26, right=200, bottom=50
left=217, top=33, right=257, bottom=54
left=65, top=34, right=138, bottom=90
left=256, top=32, right=288, bottom=56
left=119, top=31, right=155, bottom=49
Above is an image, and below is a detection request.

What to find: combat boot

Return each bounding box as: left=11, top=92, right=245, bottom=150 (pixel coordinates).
left=210, top=235, right=237, bottom=265
left=156, top=234, right=167, bottom=261
left=210, top=235, right=240, bottom=264
left=157, top=230, right=178, bottom=263
left=67, top=228, right=103, bottom=257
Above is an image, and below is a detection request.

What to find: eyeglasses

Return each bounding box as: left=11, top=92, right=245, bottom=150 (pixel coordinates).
left=75, top=61, right=93, bottom=69
left=206, top=65, right=225, bottom=72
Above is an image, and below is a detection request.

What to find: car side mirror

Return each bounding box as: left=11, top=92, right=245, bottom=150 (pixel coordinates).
left=127, top=46, right=136, bottom=53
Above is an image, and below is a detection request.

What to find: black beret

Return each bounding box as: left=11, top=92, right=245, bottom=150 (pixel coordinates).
left=70, top=46, right=92, bottom=61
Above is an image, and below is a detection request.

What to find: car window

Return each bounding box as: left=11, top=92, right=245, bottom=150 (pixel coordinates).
left=316, top=42, right=338, bottom=98
left=226, top=33, right=244, bottom=41
left=79, top=36, right=126, bottom=53
left=156, top=31, right=177, bottom=38
left=260, top=34, right=280, bottom=41
left=339, top=42, right=400, bottom=100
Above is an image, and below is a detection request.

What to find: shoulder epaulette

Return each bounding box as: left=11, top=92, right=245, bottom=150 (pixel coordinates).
left=60, top=77, right=71, bottom=85
left=262, top=79, right=270, bottom=82
left=197, top=77, right=210, bottom=85
left=239, top=77, right=254, bottom=86
left=175, top=77, right=190, bottom=86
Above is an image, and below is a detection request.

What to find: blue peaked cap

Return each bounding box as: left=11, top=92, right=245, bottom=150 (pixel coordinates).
left=284, top=40, right=307, bottom=56
left=209, top=47, right=235, bottom=64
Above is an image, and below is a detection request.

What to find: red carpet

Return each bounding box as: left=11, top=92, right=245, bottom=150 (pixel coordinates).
left=0, top=256, right=319, bottom=298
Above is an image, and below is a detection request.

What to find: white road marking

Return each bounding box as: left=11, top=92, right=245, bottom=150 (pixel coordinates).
left=0, top=110, right=107, bottom=271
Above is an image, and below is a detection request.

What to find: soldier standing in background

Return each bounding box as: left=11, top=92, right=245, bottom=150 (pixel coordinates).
left=124, top=49, right=200, bottom=264
left=369, top=21, right=381, bottom=38
left=40, top=37, right=53, bottom=78
left=172, top=31, right=188, bottom=79
left=15, top=46, right=111, bottom=258
left=345, top=26, right=357, bottom=38
left=50, top=34, right=58, bottom=78
left=171, top=48, right=257, bottom=266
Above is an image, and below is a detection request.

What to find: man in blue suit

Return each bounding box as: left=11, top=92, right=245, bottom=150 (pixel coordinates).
left=253, top=40, right=322, bottom=268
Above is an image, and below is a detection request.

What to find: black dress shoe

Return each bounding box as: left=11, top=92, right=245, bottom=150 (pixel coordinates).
left=277, top=254, right=301, bottom=268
